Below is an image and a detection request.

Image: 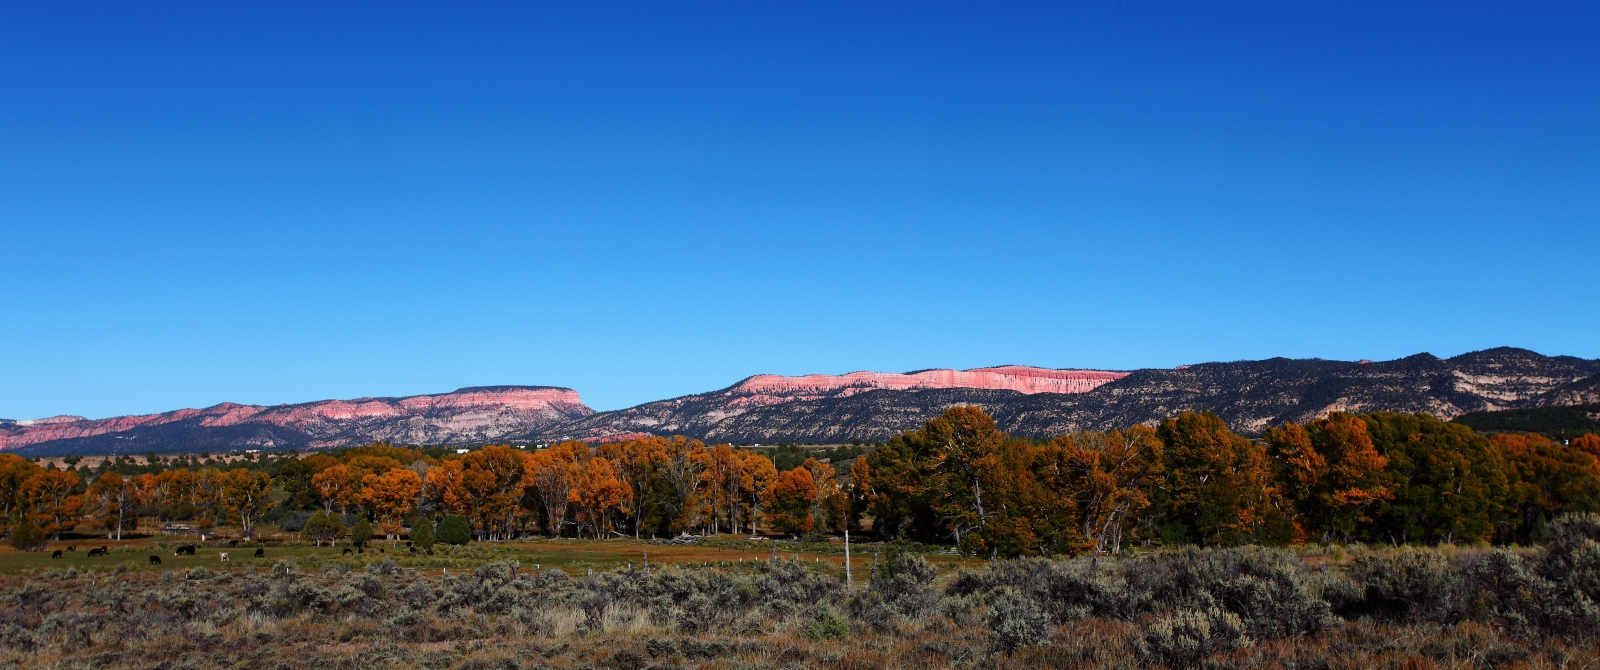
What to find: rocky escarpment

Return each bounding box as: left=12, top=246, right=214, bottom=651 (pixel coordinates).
left=7, top=348, right=1596, bottom=454
left=533, top=348, right=1600, bottom=443
left=994, top=348, right=1600, bottom=437
left=2, top=386, right=592, bottom=455
left=532, top=366, right=1124, bottom=443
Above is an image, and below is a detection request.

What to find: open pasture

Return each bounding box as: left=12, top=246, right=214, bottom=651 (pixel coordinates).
left=0, top=534, right=984, bottom=576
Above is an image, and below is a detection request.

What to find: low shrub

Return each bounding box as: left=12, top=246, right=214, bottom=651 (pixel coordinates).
left=804, top=605, right=849, bottom=641
left=987, top=589, right=1050, bottom=651
left=1136, top=607, right=1250, bottom=667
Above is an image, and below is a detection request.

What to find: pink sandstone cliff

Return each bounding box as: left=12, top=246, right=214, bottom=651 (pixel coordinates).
left=0, top=387, right=590, bottom=450
left=723, top=366, right=1127, bottom=408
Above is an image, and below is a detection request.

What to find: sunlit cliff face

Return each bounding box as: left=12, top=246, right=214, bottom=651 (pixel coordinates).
left=0, top=387, right=592, bottom=450
left=727, top=367, right=1128, bottom=407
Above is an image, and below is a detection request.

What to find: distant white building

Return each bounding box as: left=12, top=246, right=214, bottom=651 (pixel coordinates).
left=455, top=448, right=470, bottom=454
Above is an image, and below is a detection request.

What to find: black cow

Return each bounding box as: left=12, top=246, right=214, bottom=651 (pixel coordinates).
left=67, top=545, right=76, bottom=552
left=342, top=548, right=352, bottom=555
left=379, top=548, right=385, bottom=554
left=149, top=556, right=162, bottom=565
left=357, top=548, right=364, bottom=554
left=175, top=545, right=197, bottom=556
left=51, top=550, right=62, bottom=559
left=87, top=548, right=106, bottom=557
left=228, top=540, right=239, bottom=548
left=253, top=548, right=265, bottom=558
left=409, top=546, right=417, bottom=553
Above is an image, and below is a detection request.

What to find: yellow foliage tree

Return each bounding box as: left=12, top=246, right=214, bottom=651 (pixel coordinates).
left=220, top=468, right=272, bottom=540
left=569, top=456, right=631, bottom=538
left=22, top=470, right=83, bottom=540
left=86, top=472, right=144, bottom=540
left=361, top=467, right=423, bottom=541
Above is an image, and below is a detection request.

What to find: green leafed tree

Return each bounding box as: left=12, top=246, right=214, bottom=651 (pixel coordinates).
left=1361, top=412, right=1508, bottom=545
left=301, top=510, right=346, bottom=546
left=350, top=517, right=373, bottom=545
left=410, top=517, right=435, bottom=550
left=437, top=514, right=472, bottom=545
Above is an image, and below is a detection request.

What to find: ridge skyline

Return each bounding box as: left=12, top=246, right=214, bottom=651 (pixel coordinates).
left=5, top=346, right=1598, bottom=455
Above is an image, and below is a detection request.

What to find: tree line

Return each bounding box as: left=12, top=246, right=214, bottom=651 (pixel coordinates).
left=3, top=408, right=1597, bottom=555
left=859, top=407, right=1600, bottom=557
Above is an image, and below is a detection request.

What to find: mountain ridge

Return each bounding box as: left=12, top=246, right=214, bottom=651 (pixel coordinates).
left=1, top=386, right=591, bottom=454
left=6, top=349, right=1598, bottom=454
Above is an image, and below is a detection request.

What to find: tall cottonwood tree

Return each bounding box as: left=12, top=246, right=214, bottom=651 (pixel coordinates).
left=460, top=445, right=529, bottom=540
left=1156, top=412, right=1279, bottom=547
left=22, top=470, right=83, bottom=540
left=527, top=442, right=584, bottom=537
left=221, top=468, right=272, bottom=540
left=1265, top=413, right=1393, bottom=543
left=86, top=472, right=143, bottom=540
left=569, top=456, right=630, bottom=537
left=0, top=455, right=40, bottom=520
left=362, top=468, right=423, bottom=540
left=657, top=436, right=709, bottom=534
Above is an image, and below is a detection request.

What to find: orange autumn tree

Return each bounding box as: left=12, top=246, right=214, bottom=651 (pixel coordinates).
left=1264, top=412, right=1393, bottom=543
left=86, top=472, right=144, bottom=540
left=1039, top=426, right=1163, bottom=556
left=658, top=437, right=710, bottom=534
left=22, top=470, right=83, bottom=540
left=422, top=459, right=468, bottom=517
left=0, top=454, right=40, bottom=520
left=312, top=464, right=363, bottom=514
left=362, top=467, right=423, bottom=541
left=527, top=441, right=586, bottom=537
left=765, top=466, right=816, bottom=535
left=739, top=450, right=779, bottom=533
left=569, top=456, right=631, bottom=538
left=461, top=445, right=529, bottom=540
left=1571, top=433, right=1600, bottom=465
left=923, top=405, right=1025, bottom=552
left=601, top=437, right=666, bottom=538
left=802, top=457, right=839, bottom=532
left=1493, top=432, right=1600, bottom=543
left=1157, top=411, right=1279, bottom=547
left=705, top=443, right=741, bottom=534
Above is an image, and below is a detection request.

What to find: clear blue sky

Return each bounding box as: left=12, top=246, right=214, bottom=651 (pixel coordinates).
left=3, top=2, right=1597, bottom=420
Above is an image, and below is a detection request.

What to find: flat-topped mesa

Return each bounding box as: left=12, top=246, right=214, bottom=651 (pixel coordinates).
left=0, top=386, right=593, bottom=451
left=255, top=387, right=590, bottom=424
left=733, top=366, right=1130, bottom=397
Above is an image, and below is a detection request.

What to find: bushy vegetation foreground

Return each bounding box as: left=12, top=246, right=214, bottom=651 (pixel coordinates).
left=4, top=514, right=1599, bottom=670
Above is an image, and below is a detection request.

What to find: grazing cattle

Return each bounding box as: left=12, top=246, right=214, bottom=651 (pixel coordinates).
left=87, top=548, right=106, bottom=557
left=409, top=546, right=417, bottom=553
left=357, top=548, right=364, bottom=554
left=149, top=556, right=162, bottom=565
left=342, top=548, right=352, bottom=555
left=67, top=545, right=76, bottom=552
left=379, top=548, right=385, bottom=554
left=253, top=548, right=265, bottom=558
left=219, top=552, right=229, bottom=562
left=51, top=550, right=62, bottom=559
left=228, top=540, right=238, bottom=548
left=175, top=545, right=196, bottom=556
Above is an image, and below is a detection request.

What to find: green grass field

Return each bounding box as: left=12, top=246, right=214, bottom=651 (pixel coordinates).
left=0, top=532, right=985, bottom=576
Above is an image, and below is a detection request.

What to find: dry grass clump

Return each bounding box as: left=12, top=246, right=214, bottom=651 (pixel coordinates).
left=2, top=516, right=1599, bottom=669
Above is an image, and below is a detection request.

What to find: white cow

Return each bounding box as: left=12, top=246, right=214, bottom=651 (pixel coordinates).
left=219, top=552, right=230, bottom=562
